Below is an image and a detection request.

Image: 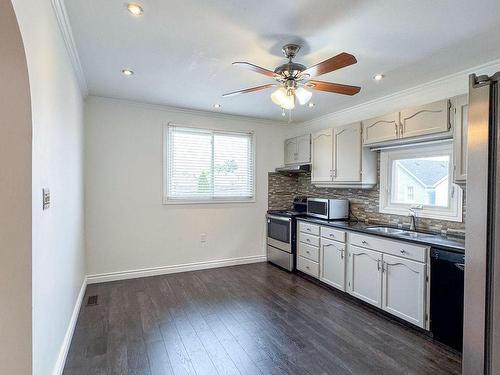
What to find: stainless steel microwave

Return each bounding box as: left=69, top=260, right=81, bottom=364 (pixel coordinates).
left=307, top=198, right=349, bottom=220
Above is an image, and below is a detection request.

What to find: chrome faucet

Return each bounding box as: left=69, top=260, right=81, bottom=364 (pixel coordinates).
left=408, top=208, right=417, bottom=231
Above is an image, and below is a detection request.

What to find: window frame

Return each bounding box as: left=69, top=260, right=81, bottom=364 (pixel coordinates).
left=163, top=122, right=256, bottom=205
left=379, top=142, right=463, bottom=222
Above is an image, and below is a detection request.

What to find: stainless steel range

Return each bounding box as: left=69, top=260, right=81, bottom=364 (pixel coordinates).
left=266, top=197, right=307, bottom=271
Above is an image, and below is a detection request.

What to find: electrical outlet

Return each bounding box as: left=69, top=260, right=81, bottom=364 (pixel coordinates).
left=42, top=188, right=50, bottom=210
left=200, top=233, right=207, bottom=243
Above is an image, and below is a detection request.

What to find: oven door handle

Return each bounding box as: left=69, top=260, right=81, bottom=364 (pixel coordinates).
left=267, top=215, right=292, bottom=222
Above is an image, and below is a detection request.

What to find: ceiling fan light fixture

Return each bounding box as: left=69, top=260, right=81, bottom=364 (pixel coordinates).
left=271, top=87, right=295, bottom=110
left=295, top=87, right=312, bottom=105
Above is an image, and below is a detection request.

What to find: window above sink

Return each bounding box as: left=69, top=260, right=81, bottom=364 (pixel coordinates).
left=379, top=142, right=463, bottom=222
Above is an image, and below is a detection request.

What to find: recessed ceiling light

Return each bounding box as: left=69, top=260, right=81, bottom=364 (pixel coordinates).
left=373, top=73, right=385, bottom=81
left=213, top=104, right=222, bottom=109
left=308, top=102, right=315, bottom=108
left=127, top=3, right=144, bottom=16
left=122, top=69, right=134, bottom=76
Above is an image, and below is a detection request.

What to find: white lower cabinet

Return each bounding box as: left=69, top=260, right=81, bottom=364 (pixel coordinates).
left=320, top=238, right=346, bottom=291
left=347, top=245, right=382, bottom=307
left=312, top=227, right=429, bottom=329
left=297, top=255, right=319, bottom=278
left=382, top=254, right=426, bottom=328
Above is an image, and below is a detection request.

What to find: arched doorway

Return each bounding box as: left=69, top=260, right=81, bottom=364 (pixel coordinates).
left=0, top=1, right=33, bottom=374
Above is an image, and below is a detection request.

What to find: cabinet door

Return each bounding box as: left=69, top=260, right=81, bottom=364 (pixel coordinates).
left=320, top=238, right=346, bottom=291
left=400, top=99, right=450, bottom=139
left=296, top=134, right=311, bottom=164
left=333, top=123, right=362, bottom=182
left=382, top=254, right=426, bottom=328
left=284, top=137, right=298, bottom=165
left=362, top=113, right=399, bottom=145
left=453, top=95, right=468, bottom=182
left=311, top=129, right=333, bottom=182
left=347, top=245, right=382, bottom=307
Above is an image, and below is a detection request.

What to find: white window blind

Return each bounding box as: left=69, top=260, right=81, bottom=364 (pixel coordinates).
left=165, top=124, right=255, bottom=203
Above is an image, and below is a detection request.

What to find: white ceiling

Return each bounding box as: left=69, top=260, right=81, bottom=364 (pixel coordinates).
left=65, top=0, right=500, bottom=122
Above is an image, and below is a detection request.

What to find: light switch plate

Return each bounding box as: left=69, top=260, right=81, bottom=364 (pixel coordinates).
left=43, top=188, right=50, bottom=210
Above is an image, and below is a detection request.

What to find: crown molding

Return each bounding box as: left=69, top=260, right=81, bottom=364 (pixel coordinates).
left=51, top=0, right=88, bottom=97
left=295, top=58, right=500, bottom=130
left=88, top=95, right=288, bottom=126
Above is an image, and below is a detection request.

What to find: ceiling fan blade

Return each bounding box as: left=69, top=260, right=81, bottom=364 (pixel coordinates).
left=222, top=84, right=277, bottom=97
left=306, top=80, right=361, bottom=95
left=232, top=62, right=279, bottom=78
left=302, top=52, right=357, bottom=78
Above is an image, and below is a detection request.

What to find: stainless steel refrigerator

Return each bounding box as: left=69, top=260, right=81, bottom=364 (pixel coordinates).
left=463, top=72, right=500, bottom=375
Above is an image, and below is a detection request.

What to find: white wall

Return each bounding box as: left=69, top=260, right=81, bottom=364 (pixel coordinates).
left=11, top=0, right=86, bottom=374
left=85, top=96, right=285, bottom=278
left=0, top=2, right=32, bottom=374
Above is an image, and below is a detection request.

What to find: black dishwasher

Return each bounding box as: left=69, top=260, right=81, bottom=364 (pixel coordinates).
left=430, top=247, right=465, bottom=352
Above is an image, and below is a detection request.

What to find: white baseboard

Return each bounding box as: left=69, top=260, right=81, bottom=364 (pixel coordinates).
left=52, top=276, right=87, bottom=375
left=86, top=254, right=267, bottom=284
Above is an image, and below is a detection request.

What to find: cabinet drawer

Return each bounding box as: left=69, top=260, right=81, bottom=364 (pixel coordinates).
left=298, top=242, right=320, bottom=262
left=321, top=226, right=346, bottom=243
left=299, top=232, right=320, bottom=247
left=297, top=256, right=319, bottom=278
left=349, top=232, right=427, bottom=262
left=298, top=221, right=320, bottom=236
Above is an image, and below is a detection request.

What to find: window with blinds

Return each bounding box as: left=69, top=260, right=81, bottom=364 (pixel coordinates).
left=165, top=124, right=255, bottom=203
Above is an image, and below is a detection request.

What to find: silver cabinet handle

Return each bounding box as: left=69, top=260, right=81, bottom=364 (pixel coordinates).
left=400, top=249, right=407, bottom=254
left=399, top=123, right=404, bottom=137
left=329, top=233, right=335, bottom=238
left=306, top=228, right=311, bottom=231
left=306, top=250, right=310, bottom=254
left=306, top=238, right=310, bottom=242
left=377, top=259, right=381, bottom=271
left=394, top=123, right=398, bottom=137
left=362, top=240, right=368, bottom=245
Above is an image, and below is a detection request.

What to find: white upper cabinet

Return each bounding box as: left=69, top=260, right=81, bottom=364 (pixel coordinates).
left=381, top=254, right=427, bottom=328
left=284, top=137, right=297, bottom=165
left=311, top=123, right=377, bottom=188
left=362, top=113, right=399, bottom=145
left=296, top=134, right=311, bottom=164
left=311, top=129, right=333, bottom=182
left=347, top=245, right=382, bottom=307
left=333, top=123, right=362, bottom=182
left=399, top=99, right=451, bottom=139
left=320, top=237, right=346, bottom=291
left=284, top=134, right=310, bottom=165
left=453, top=94, right=468, bottom=183
left=362, top=99, right=453, bottom=146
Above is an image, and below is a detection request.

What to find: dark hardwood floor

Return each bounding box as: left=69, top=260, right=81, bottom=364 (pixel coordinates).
left=63, top=262, right=461, bottom=375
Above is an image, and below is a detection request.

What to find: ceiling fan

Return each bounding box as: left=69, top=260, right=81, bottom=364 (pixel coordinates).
left=222, top=44, right=361, bottom=112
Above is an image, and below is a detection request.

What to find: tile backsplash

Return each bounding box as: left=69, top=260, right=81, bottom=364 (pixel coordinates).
left=268, top=160, right=466, bottom=237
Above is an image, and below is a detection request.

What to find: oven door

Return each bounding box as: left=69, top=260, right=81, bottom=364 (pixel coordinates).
left=307, top=198, right=329, bottom=219
left=267, top=215, right=291, bottom=252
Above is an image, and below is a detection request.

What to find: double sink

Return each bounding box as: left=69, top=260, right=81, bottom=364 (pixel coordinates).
left=365, top=226, right=438, bottom=240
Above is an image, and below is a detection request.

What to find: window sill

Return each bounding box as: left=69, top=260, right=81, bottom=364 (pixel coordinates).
left=163, top=197, right=256, bottom=205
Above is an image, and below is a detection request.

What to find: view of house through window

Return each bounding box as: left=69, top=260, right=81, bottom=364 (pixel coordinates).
left=165, top=124, right=255, bottom=202
left=392, top=155, right=450, bottom=207
left=379, top=143, right=462, bottom=222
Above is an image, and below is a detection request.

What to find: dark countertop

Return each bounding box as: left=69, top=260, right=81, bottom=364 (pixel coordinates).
left=296, top=216, right=465, bottom=253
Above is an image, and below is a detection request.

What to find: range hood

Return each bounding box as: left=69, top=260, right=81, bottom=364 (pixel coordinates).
left=275, top=164, right=311, bottom=173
